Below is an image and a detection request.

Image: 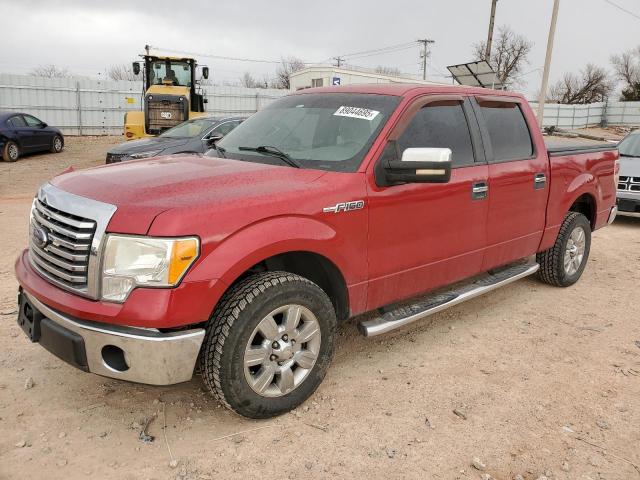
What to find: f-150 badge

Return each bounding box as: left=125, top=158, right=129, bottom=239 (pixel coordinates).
left=323, top=200, right=365, bottom=214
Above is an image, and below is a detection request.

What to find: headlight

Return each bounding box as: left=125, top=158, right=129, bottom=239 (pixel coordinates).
left=101, top=235, right=199, bottom=302
left=129, top=150, right=162, bottom=159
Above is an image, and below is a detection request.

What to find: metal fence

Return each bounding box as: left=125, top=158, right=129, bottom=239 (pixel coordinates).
left=530, top=100, right=640, bottom=129
left=2, top=73, right=639, bottom=134
left=0, top=74, right=289, bottom=135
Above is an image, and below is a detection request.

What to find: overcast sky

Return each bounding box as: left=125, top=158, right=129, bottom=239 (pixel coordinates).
left=2, top=0, right=639, bottom=98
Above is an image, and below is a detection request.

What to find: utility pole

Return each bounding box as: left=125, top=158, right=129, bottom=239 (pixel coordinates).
left=537, top=0, right=560, bottom=127
left=418, top=39, right=435, bottom=80
left=333, top=56, right=344, bottom=68
left=485, top=0, right=498, bottom=58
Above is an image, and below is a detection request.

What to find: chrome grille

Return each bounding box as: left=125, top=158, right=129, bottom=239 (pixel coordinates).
left=618, top=176, right=640, bottom=191
left=29, top=198, right=96, bottom=291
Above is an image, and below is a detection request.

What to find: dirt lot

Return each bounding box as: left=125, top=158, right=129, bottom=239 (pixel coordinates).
left=0, top=136, right=639, bottom=480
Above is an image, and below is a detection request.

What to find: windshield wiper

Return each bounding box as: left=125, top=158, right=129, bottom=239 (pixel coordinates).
left=238, top=145, right=301, bottom=168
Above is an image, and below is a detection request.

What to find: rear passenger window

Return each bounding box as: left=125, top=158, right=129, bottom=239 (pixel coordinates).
left=478, top=101, right=533, bottom=161
left=397, top=101, right=475, bottom=168
left=7, top=116, right=27, bottom=128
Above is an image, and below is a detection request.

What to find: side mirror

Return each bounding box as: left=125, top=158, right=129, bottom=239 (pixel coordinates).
left=376, top=145, right=452, bottom=186
left=40, top=122, right=48, bottom=128
left=206, top=133, right=223, bottom=146
left=132, top=62, right=140, bottom=75
left=202, top=66, right=209, bottom=79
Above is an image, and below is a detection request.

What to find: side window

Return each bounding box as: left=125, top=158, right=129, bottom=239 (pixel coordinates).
left=8, top=116, right=27, bottom=128
left=396, top=101, right=475, bottom=168
left=23, top=115, right=42, bottom=127
left=212, top=121, right=240, bottom=136
left=478, top=101, right=533, bottom=161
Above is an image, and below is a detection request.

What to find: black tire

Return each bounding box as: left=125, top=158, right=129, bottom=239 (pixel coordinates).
left=51, top=135, right=63, bottom=153
left=200, top=271, right=337, bottom=419
left=537, top=212, right=591, bottom=287
left=2, top=141, right=19, bottom=162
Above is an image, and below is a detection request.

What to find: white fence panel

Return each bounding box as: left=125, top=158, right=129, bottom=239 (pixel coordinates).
left=0, top=74, right=289, bottom=135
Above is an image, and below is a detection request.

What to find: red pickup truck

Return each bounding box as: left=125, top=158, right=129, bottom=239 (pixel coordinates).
left=15, top=84, right=619, bottom=418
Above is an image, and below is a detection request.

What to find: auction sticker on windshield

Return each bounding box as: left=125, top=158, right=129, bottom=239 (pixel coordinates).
left=334, top=106, right=380, bottom=121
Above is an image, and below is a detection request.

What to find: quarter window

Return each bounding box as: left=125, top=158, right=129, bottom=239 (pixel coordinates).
left=478, top=101, right=533, bottom=161
left=396, top=101, right=475, bottom=167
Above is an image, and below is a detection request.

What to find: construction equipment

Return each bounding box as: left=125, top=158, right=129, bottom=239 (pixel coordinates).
left=124, top=49, right=209, bottom=139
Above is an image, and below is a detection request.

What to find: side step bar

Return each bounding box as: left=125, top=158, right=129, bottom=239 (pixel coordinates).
left=358, top=262, right=540, bottom=337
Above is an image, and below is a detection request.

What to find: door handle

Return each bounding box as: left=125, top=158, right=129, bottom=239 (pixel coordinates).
left=471, top=181, right=488, bottom=200
left=534, top=173, right=546, bottom=189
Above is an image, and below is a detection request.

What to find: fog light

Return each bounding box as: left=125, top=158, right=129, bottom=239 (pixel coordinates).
left=102, top=345, right=129, bottom=372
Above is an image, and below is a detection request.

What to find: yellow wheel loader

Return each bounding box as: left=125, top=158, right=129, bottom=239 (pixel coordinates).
left=124, top=52, right=209, bottom=140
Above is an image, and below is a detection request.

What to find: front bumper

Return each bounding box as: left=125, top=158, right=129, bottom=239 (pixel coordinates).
left=18, top=290, right=205, bottom=385
left=616, top=193, right=640, bottom=214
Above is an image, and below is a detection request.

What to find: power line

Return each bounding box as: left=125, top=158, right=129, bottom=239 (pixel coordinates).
left=345, top=44, right=419, bottom=61
left=149, top=46, right=293, bottom=65
left=604, top=0, right=640, bottom=20
left=338, top=41, right=418, bottom=59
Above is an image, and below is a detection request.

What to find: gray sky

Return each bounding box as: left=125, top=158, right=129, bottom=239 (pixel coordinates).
left=2, top=0, right=639, bottom=98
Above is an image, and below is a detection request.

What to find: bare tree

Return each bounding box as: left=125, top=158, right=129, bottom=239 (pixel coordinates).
left=472, top=26, right=533, bottom=87
left=375, top=66, right=401, bottom=77
left=107, top=64, right=139, bottom=81
left=239, top=72, right=259, bottom=88
left=611, top=47, right=640, bottom=101
left=548, top=64, right=614, bottom=104
left=274, top=56, right=305, bottom=89
left=30, top=64, right=71, bottom=78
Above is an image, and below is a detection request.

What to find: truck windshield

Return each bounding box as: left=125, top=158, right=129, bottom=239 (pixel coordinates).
left=618, top=133, right=640, bottom=158
left=213, top=93, right=401, bottom=172
left=149, top=60, right=192, bottom=87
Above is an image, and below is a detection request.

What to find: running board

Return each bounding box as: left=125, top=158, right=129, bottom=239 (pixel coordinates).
left=358, top=262, right=540, bottom=337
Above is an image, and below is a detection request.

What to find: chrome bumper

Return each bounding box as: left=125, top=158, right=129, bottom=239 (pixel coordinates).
left=25, top=292, right=205, bottom=385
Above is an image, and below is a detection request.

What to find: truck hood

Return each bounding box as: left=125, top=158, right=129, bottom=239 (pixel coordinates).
left=51, top=155, right=325, bottom=234
left=107, top=136, right=190, bottom=155
left=619, top=155, right=640, bottom=177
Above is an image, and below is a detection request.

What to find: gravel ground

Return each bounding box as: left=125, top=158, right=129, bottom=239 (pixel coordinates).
left=0, top=136, right=639, bottom=480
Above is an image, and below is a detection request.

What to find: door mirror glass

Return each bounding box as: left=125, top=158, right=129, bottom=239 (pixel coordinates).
left=202, top=66, right=209, bottom=79
left=132, top=62, right=141, bottom=76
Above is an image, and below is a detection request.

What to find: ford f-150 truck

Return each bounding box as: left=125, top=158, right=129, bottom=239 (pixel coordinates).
left=15, top=84, right=619, bottom=418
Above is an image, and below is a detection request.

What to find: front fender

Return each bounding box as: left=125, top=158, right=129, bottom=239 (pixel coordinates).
left=187, top=216, right=355, bottom=288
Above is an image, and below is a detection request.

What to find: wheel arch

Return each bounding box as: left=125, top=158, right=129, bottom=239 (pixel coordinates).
left=568, top=192, right=596, bottom=230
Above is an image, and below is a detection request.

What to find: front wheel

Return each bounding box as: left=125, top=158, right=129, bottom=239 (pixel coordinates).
left=51, top=135, right=63, bottom=153
left=537, top=212, right=591, bottom=287
left=200, top=272, right=337, bottom=418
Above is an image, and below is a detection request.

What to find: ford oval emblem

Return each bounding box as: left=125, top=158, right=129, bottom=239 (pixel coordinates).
left=32, top=226, right=49, bottom=249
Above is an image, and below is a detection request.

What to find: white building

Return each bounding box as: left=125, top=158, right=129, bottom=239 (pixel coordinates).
left=289, top=66, right=446, bottom=91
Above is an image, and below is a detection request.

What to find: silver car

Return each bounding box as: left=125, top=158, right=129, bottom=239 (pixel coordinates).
left=617, top=131, right=640, bottom=215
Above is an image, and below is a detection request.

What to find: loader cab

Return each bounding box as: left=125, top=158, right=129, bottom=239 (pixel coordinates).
left=126, top=55, right=209, bottom=138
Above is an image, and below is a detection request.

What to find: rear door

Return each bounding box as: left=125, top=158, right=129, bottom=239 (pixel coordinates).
left=471, top=96, right=549, bottom=270
left=7, top=115, right=38, bottom=151
left=365, top=95, right=490, bottom=310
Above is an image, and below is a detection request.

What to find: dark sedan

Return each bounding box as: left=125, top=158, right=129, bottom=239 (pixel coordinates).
left=106, top=116, right=244, bottom=164
left=0, top=112, right=64, bottom=162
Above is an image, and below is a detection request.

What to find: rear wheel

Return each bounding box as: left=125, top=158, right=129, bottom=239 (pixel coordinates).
left=51, top=135, right=63, bottom=153
left=537, top=212, right=591, bottom=287
left=199, top=271, right=337, bottom=418
left=2, top=141, right=19, bottom=162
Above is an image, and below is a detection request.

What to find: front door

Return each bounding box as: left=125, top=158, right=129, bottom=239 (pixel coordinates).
left=365, top=96, right=489, bottom=310
left=23, top=114, right=52, bottom=150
